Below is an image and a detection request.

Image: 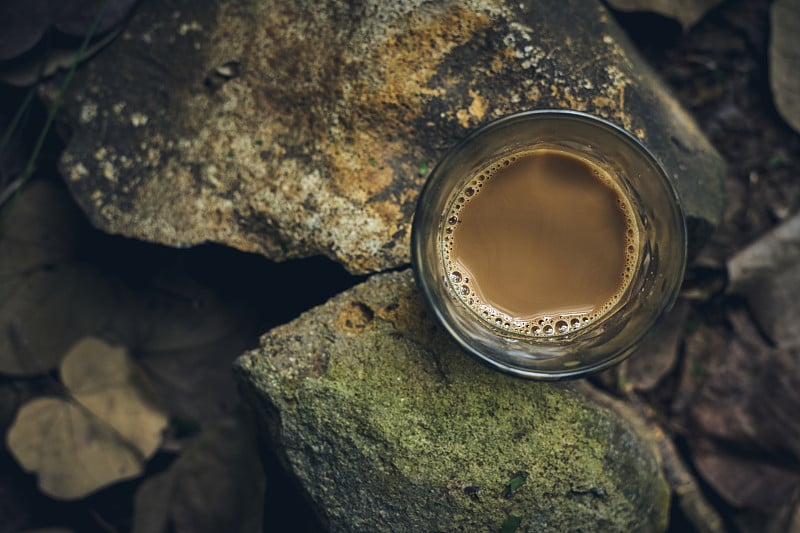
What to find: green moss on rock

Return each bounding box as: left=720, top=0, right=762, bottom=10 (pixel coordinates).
left=235, top=270, right=670, bottom=532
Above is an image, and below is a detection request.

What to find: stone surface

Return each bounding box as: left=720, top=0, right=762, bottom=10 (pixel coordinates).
left=51, top=0, right=724, bottom=273
left=234, top=269, right=670, bottom=532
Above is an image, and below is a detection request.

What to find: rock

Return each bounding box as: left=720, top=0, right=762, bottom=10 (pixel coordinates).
left=234, top=270, right=670, bottom=532
left=51, top=0, right=724, bottom=274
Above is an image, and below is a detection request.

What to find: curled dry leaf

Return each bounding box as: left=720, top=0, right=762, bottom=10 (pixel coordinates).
left=0, top=180, right=116, bottom=376
left=5, top=336, right=168, bottom=500
left=132, top=414, right=264, bottom=533
left=728, top=211, right=800, bottom=348
left=770, top=0, right=800, bottom=133
left=605, top=0, right=724, bottom=30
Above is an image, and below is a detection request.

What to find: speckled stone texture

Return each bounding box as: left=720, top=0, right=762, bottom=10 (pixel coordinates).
left=50, top=0, right=724, bottom=273
left=234, top=270, right=670, bottom=532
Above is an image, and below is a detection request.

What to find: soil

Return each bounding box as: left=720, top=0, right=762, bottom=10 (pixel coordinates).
left=1, top=0, right=798, bottom=531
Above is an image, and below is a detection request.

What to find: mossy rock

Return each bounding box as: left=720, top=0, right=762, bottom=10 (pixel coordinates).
left=235, top=270, right=670, bottom=532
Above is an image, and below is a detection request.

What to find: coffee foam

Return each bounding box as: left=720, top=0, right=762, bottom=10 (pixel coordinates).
left=441, top=147, right=640, bottom=337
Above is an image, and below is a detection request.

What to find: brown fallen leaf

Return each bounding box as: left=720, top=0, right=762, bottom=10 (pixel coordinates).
left=691, top=310, right=800, bottom=456
left=671, top=323, right=727, bottom=417
left=132, top=414, right=265, bottom=533
left=728, top=211, right=800, bottom=348
left=605, top=0, right=724, bottom=30
left=685, top=310, right=800, bottom=513
left=693, top=439, right=800, bottom=513
left=770, top=0, right=800, bottom=134
left=623, top=298, right=690, bottom=391
left=5, top=336, right=168, bottom=499
left=0, top=180, right=116, bottom=376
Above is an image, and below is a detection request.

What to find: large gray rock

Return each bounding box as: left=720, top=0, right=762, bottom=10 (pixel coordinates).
left=50, top=0, right=724, bottom=273
left=234, top=270, right=670, bottom=532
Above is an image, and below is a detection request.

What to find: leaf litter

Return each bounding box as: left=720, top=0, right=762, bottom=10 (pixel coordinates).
left=728, top=211, right=800, bottom=348
left=6, top=336, right=168, bottom=499
left=131, top=413, right=264, bottom=533
left=0, top=180, right=117, bottom=376
left=2, top=178, right=264, bottom=511
left=675, top=309, right=800, bottom=519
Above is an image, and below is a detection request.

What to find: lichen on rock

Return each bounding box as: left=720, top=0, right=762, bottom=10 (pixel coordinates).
left=235, top=270, right=670, bottom=532
left=51, top=0, right=723, bottom=273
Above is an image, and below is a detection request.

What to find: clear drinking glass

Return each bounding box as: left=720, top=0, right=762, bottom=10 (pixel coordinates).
left=411, top=110, right=687, bottom=379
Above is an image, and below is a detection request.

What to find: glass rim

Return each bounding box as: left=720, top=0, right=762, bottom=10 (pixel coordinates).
left=411, top=109, right=687, bottom=380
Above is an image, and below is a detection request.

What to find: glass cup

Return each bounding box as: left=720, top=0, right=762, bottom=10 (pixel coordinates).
left=411, top=110, right=687, bottom=379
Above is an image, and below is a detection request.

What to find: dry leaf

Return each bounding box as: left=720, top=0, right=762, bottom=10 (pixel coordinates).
left=624, top=298, right=690, bottom=391
left=605, top=0, right=724, bottom=30
left=770, top=0, right=800, bottom=133
left=693, top=440, right=800, bottom=512
left=114, top=278, right=257, bottom=423
left=685, top=310, right=800, bottom=512
left=61, top=336, right=167, bottom=460
left=728, top=211, right=800, bottom=348
left=690, top=311, right=800, bottom=456
left=6, top=336, right=168, bottom=499
left=132, top=414, right=265, bottom=533
left=671, top=323, right=727, bottom=416
left=0, top=181, right=116, bottom=376
left=6, top=397, right=144, bottom=500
